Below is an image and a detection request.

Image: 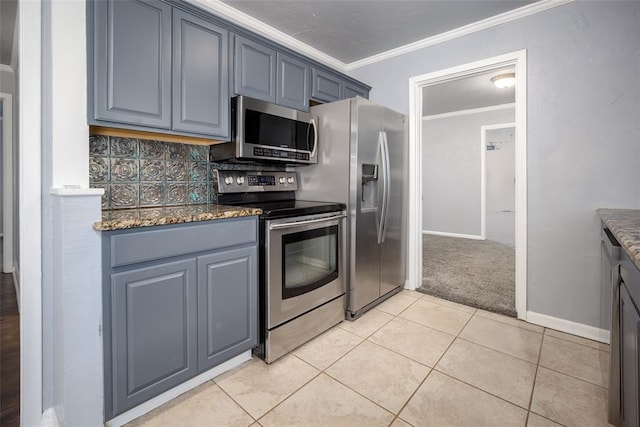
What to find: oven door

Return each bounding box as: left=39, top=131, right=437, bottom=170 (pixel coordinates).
left=265, top=211, right=346, bottom=329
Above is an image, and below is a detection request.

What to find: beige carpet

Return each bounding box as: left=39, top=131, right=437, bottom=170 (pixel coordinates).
left=417, top=234, right=516, bottom=317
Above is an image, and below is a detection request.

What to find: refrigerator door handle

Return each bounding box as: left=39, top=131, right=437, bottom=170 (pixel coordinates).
left=381, top=131, right=391, bottom=243
left=378, top=131, right=391, bottom=244
left=377, top=131, right=386, bottom=244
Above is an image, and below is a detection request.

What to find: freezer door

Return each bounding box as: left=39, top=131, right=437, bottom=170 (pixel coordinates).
left=379, top=107, right=407, bottom=295
left=349, top=99, right=384, bottom=313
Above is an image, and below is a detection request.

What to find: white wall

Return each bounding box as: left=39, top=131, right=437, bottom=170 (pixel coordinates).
left=422, top=107, right=515, bottom=237
left=350, top=1, right=640, bottom=328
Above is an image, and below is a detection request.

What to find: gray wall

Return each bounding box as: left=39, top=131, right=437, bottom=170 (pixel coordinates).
left=422, top=108, right=514, bottom=236
left=350, top=1, right=640, bottom=328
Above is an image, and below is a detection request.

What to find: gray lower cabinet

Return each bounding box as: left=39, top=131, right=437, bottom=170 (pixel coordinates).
left=233, top=35, right=277, bottom=103
left=92, top=0, right=172, bottom=128
left=197, top=247, right=257, bottom=372
left=110, top=259, right=198, bottom=416
left=172, top=10, right=229, bottom=136
left=276, top=53, right=310, bottom=111
left=619, top=254, right=640, bottom=427
left=103, top=218, right=258, bottom=420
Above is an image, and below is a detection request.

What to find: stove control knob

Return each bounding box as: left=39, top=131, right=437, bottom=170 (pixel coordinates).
left=224, top=176, right=234, bottom=185
left=287, top=177, right=295, bottom=184
left=236, top=176, right=245, bottom=185
left=279, top=177, right=286, bottom=184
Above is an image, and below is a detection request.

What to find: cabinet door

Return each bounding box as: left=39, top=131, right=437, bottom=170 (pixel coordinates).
left=197, top=246, right=257, bottom=372
left=233, top=35, right=276, bottom=102
left=172, top=10, right=229, bottom=137
left=620, top=284, right=639, bottom=427
left=311, top=67, right=343, bottom=103
left=110, top=259, right=197, bottom=416
left=277, top=53, right=310, bottom=111
left=93, top=0, right=171, bottom=128
left=343, top=82, right=369, bottom=99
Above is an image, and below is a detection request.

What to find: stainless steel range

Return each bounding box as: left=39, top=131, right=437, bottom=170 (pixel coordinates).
left=214, top=169, right=346, bottom=363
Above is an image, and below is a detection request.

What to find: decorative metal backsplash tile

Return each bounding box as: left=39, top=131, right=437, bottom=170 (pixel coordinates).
left=89, top=135, right=287, bottom=209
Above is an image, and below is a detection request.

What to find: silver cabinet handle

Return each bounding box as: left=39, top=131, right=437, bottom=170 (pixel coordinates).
left=269, top=213, right=346, bottom=230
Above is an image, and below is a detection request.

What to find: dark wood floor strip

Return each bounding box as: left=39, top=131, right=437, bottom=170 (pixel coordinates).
left=1, top=273, right=20, bottom=426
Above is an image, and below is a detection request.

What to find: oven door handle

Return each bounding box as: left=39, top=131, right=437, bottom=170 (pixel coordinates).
left=269, top=213, right=346, bottom=230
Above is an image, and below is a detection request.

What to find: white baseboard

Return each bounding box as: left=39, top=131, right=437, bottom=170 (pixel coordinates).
left=526, top=311, right=610, bottom=344
left=40, top=407, right=60, bottom=427
left=422, top=230, right=484, bottom=240
left=105, top=351, right=252, bottom=427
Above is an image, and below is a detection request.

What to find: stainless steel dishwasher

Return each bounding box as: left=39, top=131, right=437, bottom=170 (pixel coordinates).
left=602, top=224, right=622, bottom=425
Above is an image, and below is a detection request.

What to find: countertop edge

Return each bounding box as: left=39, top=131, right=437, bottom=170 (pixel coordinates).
left=93, top=207, right=262, bottom=231
left=597, top=208, right=640, bottom=271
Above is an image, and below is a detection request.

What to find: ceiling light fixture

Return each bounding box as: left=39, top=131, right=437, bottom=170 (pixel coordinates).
left=491, top=73, right=516, bottom=89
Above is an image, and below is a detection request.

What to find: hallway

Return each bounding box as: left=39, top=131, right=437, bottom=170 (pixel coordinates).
left=0, top=272, right=19, bottom=426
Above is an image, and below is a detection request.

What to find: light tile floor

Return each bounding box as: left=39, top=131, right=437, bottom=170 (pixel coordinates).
left=127, top=291, right=613, bottom=427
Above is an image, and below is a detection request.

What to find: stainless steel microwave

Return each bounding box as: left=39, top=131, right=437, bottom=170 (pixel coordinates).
left=210, top=96, right=318, bottom=165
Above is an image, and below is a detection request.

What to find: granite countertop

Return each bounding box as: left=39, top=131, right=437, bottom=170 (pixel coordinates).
left=598, top=208, right=640, bottom=270
left=93, top=204, right=262, bottom=231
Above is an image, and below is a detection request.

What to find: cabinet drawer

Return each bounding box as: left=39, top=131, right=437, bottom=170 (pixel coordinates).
left=109, top=217, right=257, bottom=267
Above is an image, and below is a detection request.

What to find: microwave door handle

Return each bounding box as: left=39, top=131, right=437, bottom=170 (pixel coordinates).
left=308, top=117, right=318, bottom=158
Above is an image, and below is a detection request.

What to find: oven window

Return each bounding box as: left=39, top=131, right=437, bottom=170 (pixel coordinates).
left=282, top=225, right=338, bottom=299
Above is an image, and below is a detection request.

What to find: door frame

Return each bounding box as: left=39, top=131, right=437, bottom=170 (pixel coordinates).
left=407, top=50, right=527, bottom=319
left=0, top=92, right=14, bottom=274
left=481, top=122, right=516, bottom=243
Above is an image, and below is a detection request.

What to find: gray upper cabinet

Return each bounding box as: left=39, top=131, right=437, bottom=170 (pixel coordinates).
left=110, top=258, right=198, bottom=416
left=172, top=10, right=229, bottom=137
left=311, top=67, right=343, bottom=103
left=276, top=52, right=310, bottom=111
left=93, top=0, right=172, bottom=128
left=343, top=82, right=369, bottom=99
left=197, top=246, right=257, bottom=372
left=233, top=35, right=277, bottom=103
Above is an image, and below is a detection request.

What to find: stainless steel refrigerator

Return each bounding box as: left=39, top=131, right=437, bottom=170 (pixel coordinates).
left=296, top=97, right=407, bottom=319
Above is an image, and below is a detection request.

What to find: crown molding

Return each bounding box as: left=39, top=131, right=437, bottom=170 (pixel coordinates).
left=187, top=0, right=349, bottom=72
left=187, top=0, right=572, bottom=73
left=346, top=0, right=573, bottom=70
left=422, top=103, right=515, bottom=121
left=0, top=64, right=14, bottom=74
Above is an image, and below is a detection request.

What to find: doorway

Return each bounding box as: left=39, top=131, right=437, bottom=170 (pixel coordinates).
left=0, top=92, right=13, bottom=275
left=407, top=50, right=527, bottom=319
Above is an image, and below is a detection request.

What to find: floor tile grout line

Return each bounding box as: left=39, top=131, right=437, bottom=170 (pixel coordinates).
left=211, top=372, right=262, bottom=423
left=256, top=339, right=395, bottom=422
left=433, top=369, right=532, bottom=413
left=247, top=355, right=324, bottom=423
left=417, top=292, right=479, bottom=315
left=543, top=328, right=610, bottom=352
left=524, top=323, right=546, bottom=426
left=455, top=335, right=541, bottom=366
left=388, top=304, right=478, bottom=425
left=539, top=330, right=610, bottom=388
left=474, top=309, right=544, bottom=333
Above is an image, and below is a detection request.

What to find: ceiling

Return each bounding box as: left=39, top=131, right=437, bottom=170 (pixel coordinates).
left=0, top=0, right=17, bottom=66
left=220, top=0, right=537, bottom=64
left=422, top=67, right=515, bottom=116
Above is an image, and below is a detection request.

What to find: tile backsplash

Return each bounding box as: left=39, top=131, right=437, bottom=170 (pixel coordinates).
left=89, top=135, right=284, bottom=210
